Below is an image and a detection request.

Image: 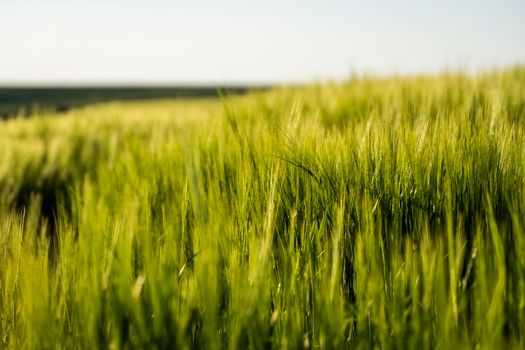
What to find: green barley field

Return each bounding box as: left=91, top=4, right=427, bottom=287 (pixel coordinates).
left=1, top=68, right=525, bottom=349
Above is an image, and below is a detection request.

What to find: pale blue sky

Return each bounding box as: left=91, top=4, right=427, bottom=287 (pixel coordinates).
left=0, top=0, right=524, bottom=84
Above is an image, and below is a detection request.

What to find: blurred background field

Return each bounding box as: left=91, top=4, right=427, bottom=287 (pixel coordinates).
left=0, top=86, right=261, bottom=118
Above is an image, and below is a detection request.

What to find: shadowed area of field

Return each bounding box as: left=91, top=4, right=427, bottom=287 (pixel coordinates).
left=0, top=86, right=270, bottom=118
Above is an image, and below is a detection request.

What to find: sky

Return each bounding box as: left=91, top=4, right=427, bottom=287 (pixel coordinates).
left=0, top=0, right=524, bottom=85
